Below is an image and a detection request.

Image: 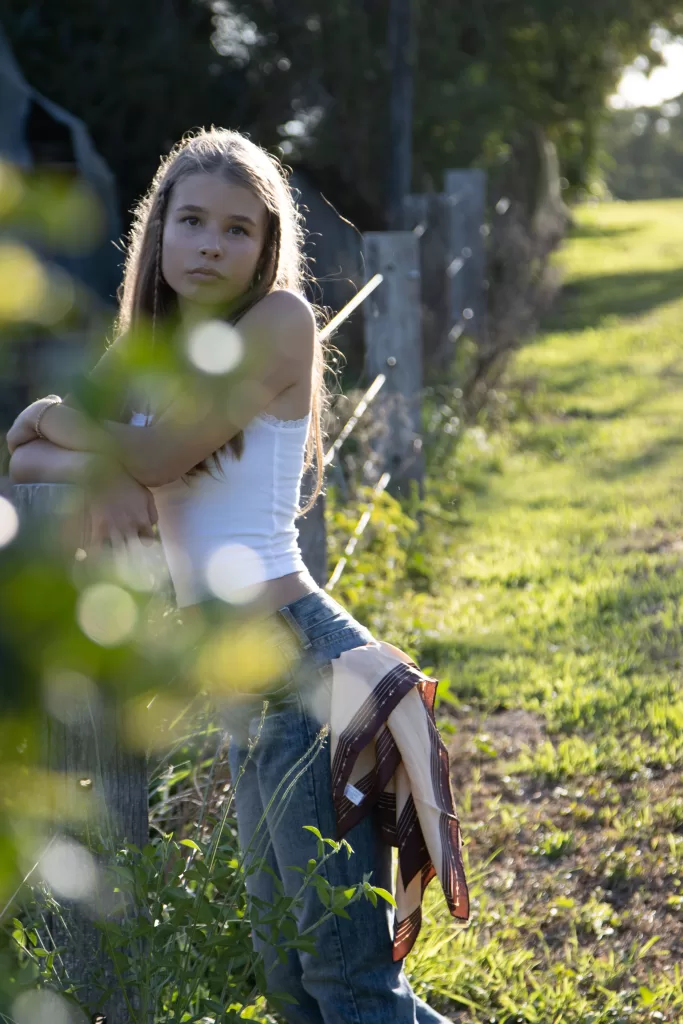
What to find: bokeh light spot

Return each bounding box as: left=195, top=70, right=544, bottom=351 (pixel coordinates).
left=111, top=534, right=168, bottom=592
left=205, top=543, right=266, bottom=604
left=193, top=619, right=290, bottom=698
left=186, top=319, right=244, bottom=375
left=24, top=174, right=106, bottom=253
left=123, top=691, right=196, bottom=752
left=43, top=670, right=98, bottom=726
left=35, top=264, right=76, bottom=326
left=0, top=160, right=24, bottom=217
left=12, top=987, right=84, bottom=1024
left=77, top=583, right=138, bottom=646
left=0, top=243, right=47, bottom=321
left=49, top=179, right=106, bottom=253
left=39, top=836, right=98, bottom=901
left=0, top=496, right=19, bottom=547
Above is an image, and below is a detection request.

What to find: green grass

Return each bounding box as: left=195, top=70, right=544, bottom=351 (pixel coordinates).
left=338, top=199, right=683, bottom=1022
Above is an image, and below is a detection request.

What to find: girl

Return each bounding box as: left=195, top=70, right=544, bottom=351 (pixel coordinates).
left=8, top=128, right=451, bottom=1023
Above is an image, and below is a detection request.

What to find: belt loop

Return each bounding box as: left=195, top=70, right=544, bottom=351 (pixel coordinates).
left=277, top=605, right=313, bottom=651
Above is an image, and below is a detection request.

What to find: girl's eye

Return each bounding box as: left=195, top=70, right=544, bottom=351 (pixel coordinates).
left=181, top=215, right=200, bottom=226
left=228, top=225, right=247, bottom=236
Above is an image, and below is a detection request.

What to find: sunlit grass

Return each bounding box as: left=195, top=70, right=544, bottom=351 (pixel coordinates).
left=374, top=200, right=683, bottom=1021
left=409, top=202, right=683, bottom=765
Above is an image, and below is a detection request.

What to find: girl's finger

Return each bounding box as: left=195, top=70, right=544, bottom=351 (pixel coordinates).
left=147, top=493, right=159, bottom=525
left=106, top=525, right=126, bottom=552
left=138, top=520, right=156, bottom=540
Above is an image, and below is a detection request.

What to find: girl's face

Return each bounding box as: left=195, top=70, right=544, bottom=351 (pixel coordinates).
left=162, top=172, right=268, bottom=314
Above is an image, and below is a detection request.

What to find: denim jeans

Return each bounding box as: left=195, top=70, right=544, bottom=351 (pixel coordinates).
left=227, top=588, right=451, bottom=1024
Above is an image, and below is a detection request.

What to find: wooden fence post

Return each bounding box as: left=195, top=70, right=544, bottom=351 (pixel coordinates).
left=362, top=232, right=423, bottom=497
left=388, top=0, right=416, bottom=230
left=403, top=193, right=451, bottom=378
left=297, top=468, right=327, bottom=587
left=444, top=169, right=488, bottom=344
left=13, top=483, right=149, bottom=1024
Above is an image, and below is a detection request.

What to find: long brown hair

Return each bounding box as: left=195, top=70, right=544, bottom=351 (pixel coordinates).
left=116, top=127, right=330, bottom=515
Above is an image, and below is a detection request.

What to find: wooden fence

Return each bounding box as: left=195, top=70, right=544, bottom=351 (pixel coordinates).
left=10, top=167, right=488, bottom=1021
left=299, top=167, right=488, bottom=589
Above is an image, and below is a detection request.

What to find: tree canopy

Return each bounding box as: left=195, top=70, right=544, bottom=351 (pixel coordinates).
left=4, top=1, right=683, bottom=226
left=600, top=96, right=683, bottom=199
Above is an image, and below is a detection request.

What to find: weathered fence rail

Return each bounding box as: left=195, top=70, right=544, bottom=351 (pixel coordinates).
left=363, top=230, right=423, bottom=497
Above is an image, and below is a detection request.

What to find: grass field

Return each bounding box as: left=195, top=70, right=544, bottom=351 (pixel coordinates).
left=343, top=199, right=683, bottom=1022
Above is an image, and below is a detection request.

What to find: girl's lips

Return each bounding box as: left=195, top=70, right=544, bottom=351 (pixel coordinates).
left=187, top=268, right=224, bottom=279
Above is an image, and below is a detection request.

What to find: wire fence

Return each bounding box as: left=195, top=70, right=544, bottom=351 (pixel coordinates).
left=326, top=470, right=392, bottom=592
left=314, top=173, right=511, bottom=591
left=317, top=262, right=461, bottom=591
left=323, top=373, right=386, bottom=470
left=318, top=273, right=384, bottom=343
left=323, top=381, right=461, bottom=592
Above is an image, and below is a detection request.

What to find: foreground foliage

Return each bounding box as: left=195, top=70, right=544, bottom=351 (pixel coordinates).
left=8, top=719, right=396, bottom=1022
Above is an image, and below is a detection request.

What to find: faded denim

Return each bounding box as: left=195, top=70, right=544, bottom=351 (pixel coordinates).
left=227, top=589, right=451, bottom=1024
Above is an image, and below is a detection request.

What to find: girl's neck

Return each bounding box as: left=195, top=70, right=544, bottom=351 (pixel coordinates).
left=178, top=294, right=248, bottom=332
left=178, top=298, right=219, bottom=332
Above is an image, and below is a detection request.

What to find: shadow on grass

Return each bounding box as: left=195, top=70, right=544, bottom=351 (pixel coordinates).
left=567, top=222, right=643, bottom=241
left=516, top=362, right=644, bottom=402
left=421, top=558, right=683, bottom=724
left=420, top=635, right=510, bottom=666
left=545, top=266, right=683, bottom=333
left=657, top=359, right=683, bottom=382
left=561, top=403, right=638, bottom=421
left=595, top=434, right=683, bottom=481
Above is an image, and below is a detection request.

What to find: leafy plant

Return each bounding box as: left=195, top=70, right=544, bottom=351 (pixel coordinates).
left=9, top=726, right=394, bottom=1022
left=532, top=828, right=575, bottom=861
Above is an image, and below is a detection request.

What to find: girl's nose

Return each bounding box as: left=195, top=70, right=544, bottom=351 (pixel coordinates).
left=200, top=240, right=222, bottom=258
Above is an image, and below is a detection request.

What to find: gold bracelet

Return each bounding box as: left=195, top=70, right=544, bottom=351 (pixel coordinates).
left=35, top=396, right=62, bottom=440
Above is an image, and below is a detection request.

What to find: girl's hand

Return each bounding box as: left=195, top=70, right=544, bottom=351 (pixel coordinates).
left=87, top=466, right=159, bottom=549
left=6, top=398, right=59, bottom=454
left=6, top=403, right=41, bottom=454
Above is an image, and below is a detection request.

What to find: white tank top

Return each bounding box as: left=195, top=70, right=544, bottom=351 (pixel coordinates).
left=131, top=409, right=311, bottom=607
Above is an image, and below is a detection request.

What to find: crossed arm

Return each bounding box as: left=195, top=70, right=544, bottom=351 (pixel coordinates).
left=7, top=437, right=160, bottom=544
left=8, top=290, right=315, bottom=489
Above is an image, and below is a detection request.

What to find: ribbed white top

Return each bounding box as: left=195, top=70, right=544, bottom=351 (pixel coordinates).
left=131, top=410, right=311, bottom=607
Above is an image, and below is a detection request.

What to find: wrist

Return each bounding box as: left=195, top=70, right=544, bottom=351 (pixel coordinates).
left=34, top=395, right=63, bottom=439
left=84, top=451, right=133, bottom=490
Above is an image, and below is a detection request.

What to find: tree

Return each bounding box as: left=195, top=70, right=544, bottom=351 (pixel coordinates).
left=5, top=0, right=683, bottom=407
left=6, top=0, right=683, bottom=226
left=204, top=0, right=683, bottom=217
left=2, top=1, right=255, bottom=217
left=600, top=97, right=683, bottom=199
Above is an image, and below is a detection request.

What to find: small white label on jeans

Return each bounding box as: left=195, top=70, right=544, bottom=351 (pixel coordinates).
left=344, top=783, right=365, bottom=806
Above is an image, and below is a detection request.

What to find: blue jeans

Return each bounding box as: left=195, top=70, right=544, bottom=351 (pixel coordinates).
left=227, top=588, right=450, bottom=1024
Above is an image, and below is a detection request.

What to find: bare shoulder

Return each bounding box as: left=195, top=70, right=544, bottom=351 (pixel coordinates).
left=244, top=290, right=315, bottom=358
left=257, top=288, right=315, bottom=324
left=89, top=333, right=130, bottom=381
